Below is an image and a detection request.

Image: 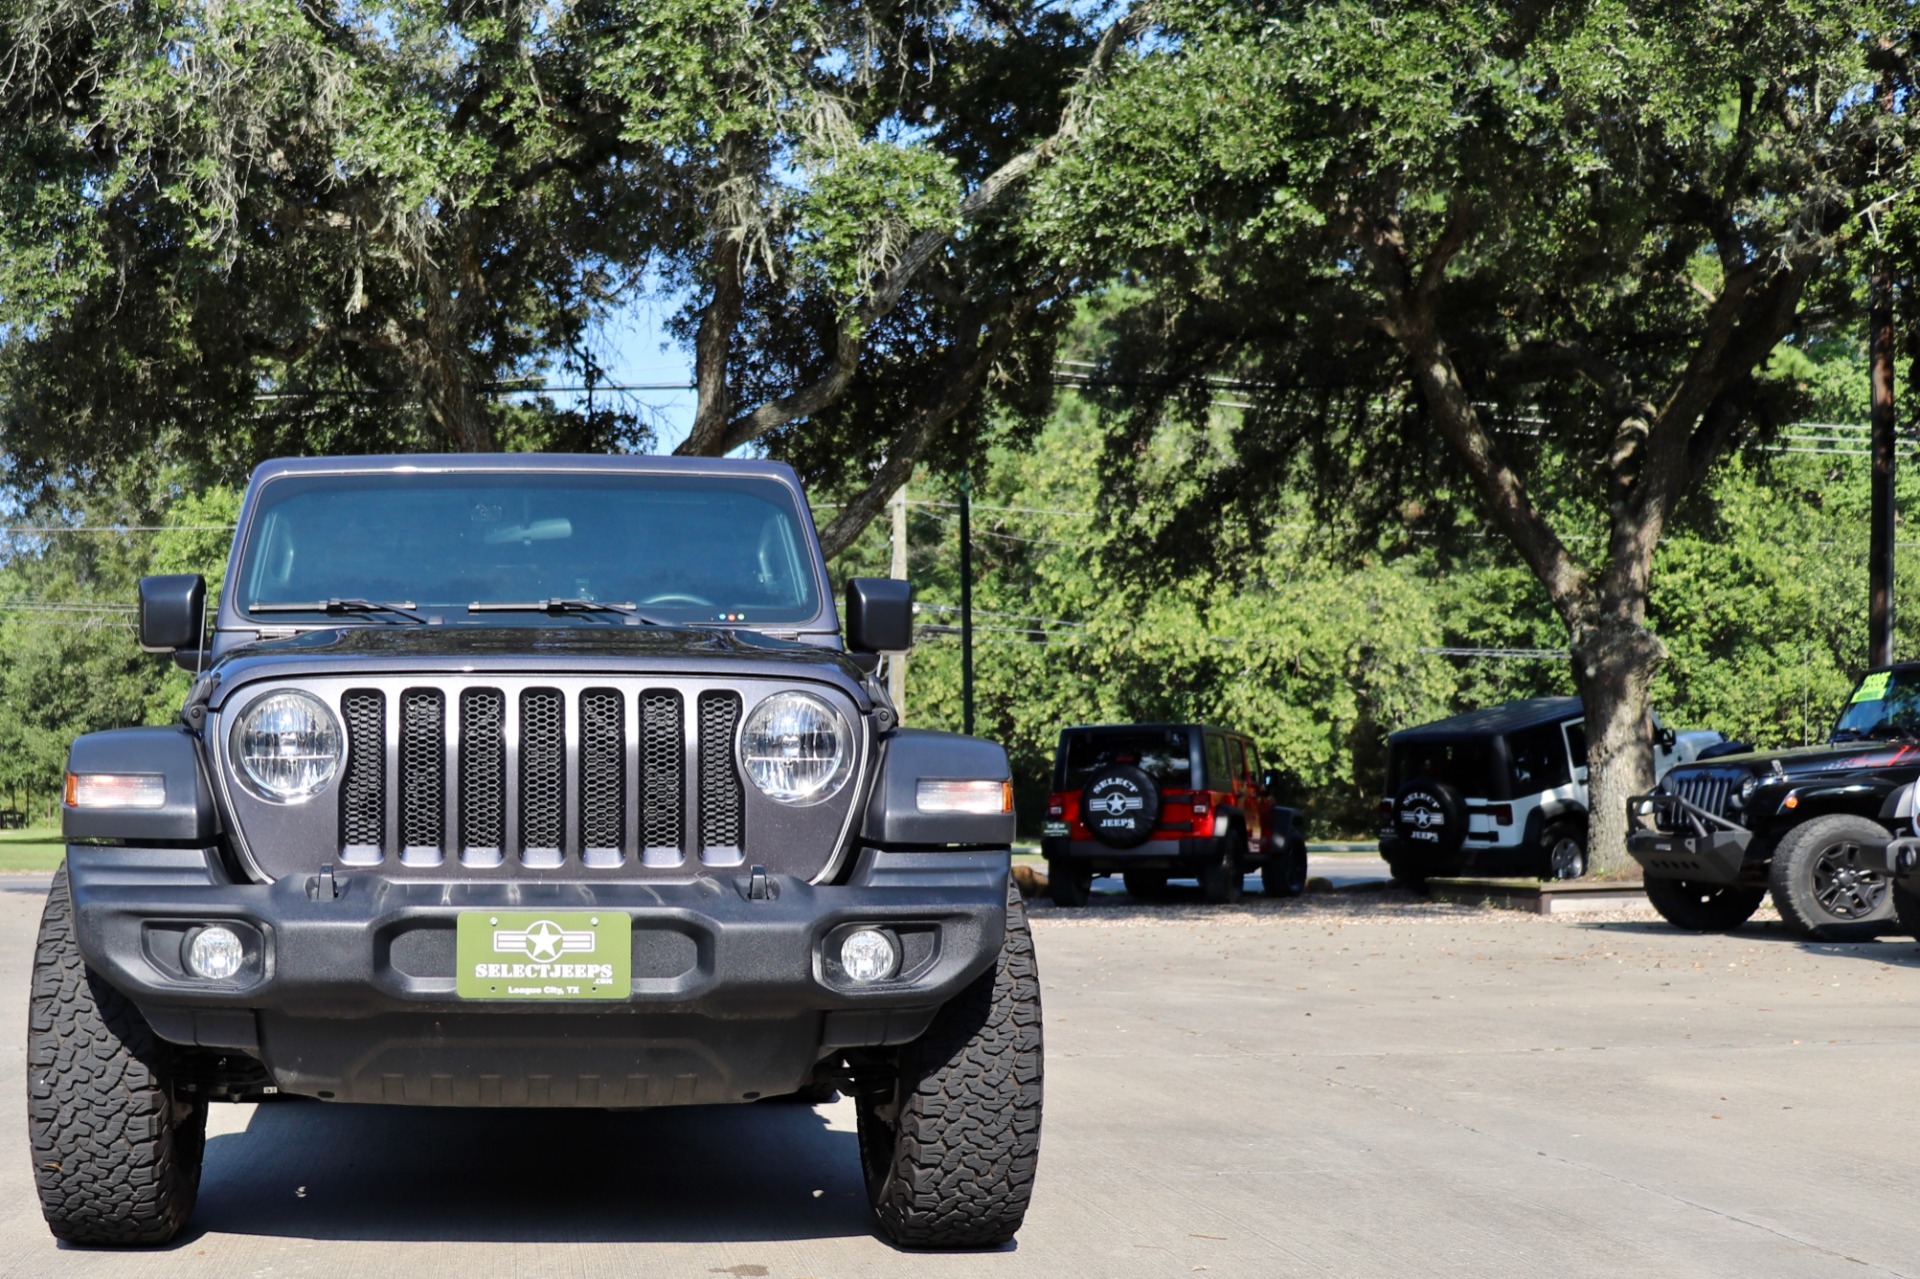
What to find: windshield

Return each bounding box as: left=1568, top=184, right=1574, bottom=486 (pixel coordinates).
left=234, top=470, right=823, bottom=627
left=1056, top=728, right=1195, bottom=790
left=1830, top=670, right=1920, bottom=741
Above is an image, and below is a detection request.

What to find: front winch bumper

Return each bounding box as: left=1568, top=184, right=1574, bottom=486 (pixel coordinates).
left=1624, top=793, right=1753, bottom=885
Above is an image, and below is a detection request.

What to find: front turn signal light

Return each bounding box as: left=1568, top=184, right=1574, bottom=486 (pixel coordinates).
left=916, top=779, right=1014, bottom=814
left=66, top=773, right=166, bottom=809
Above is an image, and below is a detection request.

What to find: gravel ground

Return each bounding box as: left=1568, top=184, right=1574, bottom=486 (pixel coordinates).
left=0, top=874, right=1913, bottom=1278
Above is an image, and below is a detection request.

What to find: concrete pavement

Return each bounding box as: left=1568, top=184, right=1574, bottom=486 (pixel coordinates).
left=0, top=874, right=1915, bottom=1277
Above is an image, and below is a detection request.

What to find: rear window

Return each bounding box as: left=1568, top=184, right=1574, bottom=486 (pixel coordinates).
left=1388, top=739, right=1501, bottom=796
left=1057, top=729, right=1195, bottom=790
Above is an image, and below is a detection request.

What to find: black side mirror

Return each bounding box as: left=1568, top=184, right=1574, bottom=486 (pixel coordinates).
left=1262, top=769, right=1283, bottom=793
left=1655, top=725, right=1677, bottom=749
left=138, top=574, right=206, bottom=654
left=845, top=578, right=913, bottom=653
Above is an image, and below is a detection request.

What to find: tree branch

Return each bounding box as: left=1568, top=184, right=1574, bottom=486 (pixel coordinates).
left=680, top=1, right=1161, bottom=457
left=814, top=292, right=1040, bottom=559
left=1351, top=210, right=1588, bottom=622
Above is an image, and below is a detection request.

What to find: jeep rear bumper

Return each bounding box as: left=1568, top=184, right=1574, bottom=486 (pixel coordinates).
left=1624, top=793, right=1753, bottom=885
left=64, top=843, right=1008, bottom=1107
left=1040, top=835, right=1227, bottom=870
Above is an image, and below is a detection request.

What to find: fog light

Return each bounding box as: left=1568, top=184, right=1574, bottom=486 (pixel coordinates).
left=184, top=926, right=245, bottom=981
left=840, top=929, right=898, bottom=983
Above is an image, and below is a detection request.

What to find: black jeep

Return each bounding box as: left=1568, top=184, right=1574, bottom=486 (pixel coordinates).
left=1626, top=665, right=1920, bottom=938
left=32, top=455, right=1040, bottom=1250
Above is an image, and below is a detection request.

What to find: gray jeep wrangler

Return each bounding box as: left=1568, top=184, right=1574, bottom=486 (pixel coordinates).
left=30, top=455, right=1040, bottom=1250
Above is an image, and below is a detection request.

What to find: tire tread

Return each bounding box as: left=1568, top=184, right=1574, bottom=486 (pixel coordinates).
left=861, top=879, right=1043, bottom=1248
left=27, top=864, right=203, bottom=1246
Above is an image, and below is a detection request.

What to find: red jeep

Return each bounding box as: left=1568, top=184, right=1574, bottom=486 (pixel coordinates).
left=1039, top=723, right=1308, bottom=906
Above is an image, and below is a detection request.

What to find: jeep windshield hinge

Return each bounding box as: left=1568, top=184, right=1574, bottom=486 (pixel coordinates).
left=179, top=671, right=221, bottom=733
left=746, top=865, right=773, bottom=901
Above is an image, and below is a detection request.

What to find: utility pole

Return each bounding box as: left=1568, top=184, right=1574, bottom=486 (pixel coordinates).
left=1870, top=60, right=1899, bottom=671
left=889, top=483, right=908, bottom=722
left=959, top=474, right=975, bottom=737
left=1871, top=260, right=1898, bottom=670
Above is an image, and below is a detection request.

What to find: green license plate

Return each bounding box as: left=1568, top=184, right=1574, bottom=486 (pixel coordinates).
left=456, top=910, right=631, bottom=1000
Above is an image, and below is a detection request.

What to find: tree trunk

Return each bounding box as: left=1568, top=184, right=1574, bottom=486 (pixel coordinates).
left=1568, top=619, right=1667, bottom=877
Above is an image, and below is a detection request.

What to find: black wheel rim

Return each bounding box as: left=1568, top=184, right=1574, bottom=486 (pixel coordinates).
left=1812, top=841, right=1889, bottom=920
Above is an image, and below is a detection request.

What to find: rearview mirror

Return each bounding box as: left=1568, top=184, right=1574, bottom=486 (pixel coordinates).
left=138, top=574, right=206, bottom=654
left=845, top=578, right=913, bottom=654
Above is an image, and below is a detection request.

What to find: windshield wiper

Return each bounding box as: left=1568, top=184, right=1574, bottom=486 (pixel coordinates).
left=250, top=599, right=430, bottom=624
left=468, top=598, right=665, bottom=625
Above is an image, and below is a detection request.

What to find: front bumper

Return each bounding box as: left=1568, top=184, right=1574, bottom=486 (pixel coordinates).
left=65, top=843, right=1008, bottom=1106
left=1624, top=794, right=1752, bottom=885
left=1851, top=834, right=1920, bottom=880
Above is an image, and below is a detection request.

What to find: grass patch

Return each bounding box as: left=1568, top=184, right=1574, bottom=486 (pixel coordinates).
left=0, top=826, right=64, bottom=872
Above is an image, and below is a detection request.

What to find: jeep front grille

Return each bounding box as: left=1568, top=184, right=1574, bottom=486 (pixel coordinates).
left=1664, top=770, right=1741, bottom=825
left=332, top=682, right=746, bottom=871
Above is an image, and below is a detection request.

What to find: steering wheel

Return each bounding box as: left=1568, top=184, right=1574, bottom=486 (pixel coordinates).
left=639, top=592, right=715, bottom=608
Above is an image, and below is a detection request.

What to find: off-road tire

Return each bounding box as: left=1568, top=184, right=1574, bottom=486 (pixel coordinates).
left=1046, top=862, right=1092, bottom=908
left=1768, top=814, right=1896, bottom=941
left=1644, top=876, right=1766, bottom=933
left=856, top=879, right=1043, bottom=1249
left=28, top=865, right=205, bottom=1246
left=1199, top=834, right=1245, bottom=905
left=1263, top=836, right=1308, bottom=898
left=1893, top=881, right=1920, bottom=942
left=1122, top=871, right=1169, bottom=900
left=1386, top=857, right=1428, bottom=892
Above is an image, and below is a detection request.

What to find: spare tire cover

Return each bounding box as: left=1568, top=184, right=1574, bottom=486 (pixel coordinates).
left=1081, top=765, right=1162, bottom=848
left=1392, top=777, right=1467, bottom=859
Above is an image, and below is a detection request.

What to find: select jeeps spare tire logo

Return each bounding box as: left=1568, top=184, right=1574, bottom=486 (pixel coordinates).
left=1398, top=788, right=1444, bottom=842
left=455, top=910, right=631, bottom=1000
left=1082, top=766, right=1160, bottom=849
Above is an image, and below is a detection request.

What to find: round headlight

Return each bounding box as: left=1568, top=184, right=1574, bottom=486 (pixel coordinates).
left=740, top=692, right=854, bottom=804
left=234, top=691, right=342, bottom=801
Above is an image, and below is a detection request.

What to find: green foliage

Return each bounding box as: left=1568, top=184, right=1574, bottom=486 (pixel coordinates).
left=840, top=309, right=1893, bottom=837
left=0, top=480, right=238, bottom=808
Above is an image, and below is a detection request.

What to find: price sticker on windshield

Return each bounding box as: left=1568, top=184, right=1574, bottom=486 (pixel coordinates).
left=1853, top=672, right=1891, bottom=704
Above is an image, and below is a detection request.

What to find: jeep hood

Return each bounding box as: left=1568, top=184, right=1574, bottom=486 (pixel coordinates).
left=1670, top=739, right=1920, bottom=783
left=200, top=625, right=871, bottom=708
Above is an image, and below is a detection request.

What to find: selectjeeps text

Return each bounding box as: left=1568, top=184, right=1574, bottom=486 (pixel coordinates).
left=30, top=456, right=1042, bottom=1250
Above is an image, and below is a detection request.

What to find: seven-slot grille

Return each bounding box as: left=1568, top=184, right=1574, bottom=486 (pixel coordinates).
left=1663, top=769, right=1742, bottom=825
left=335, top=684, right=738, bottom=870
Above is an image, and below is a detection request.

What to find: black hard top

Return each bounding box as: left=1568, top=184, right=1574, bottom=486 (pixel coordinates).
left=1060, top=723, right=1238, bottom=738
left=1390, top=696, right=1583, bottom=744
left=247, top=453, right=803, bottom=482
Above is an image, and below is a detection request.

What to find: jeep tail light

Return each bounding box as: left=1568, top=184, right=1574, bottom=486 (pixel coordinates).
left=66, top=773, right=166, bottom=809
left=916, top=779, right=1014, bottom=815
left=1048, top=800, right=1064, bottom=817
left=1379, top=799, right=1394, bottom=817
left=1489, top=804, right=1513, bottom=826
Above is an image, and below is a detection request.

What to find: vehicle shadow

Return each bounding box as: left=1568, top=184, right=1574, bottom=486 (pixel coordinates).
left=188, top=1097, right=875, bottom=1244
left=1575, top=917, right=1920, bottom=966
